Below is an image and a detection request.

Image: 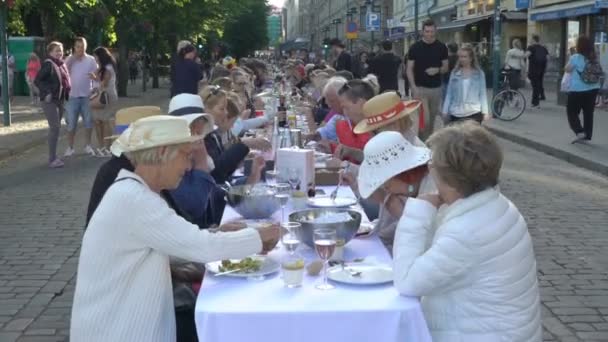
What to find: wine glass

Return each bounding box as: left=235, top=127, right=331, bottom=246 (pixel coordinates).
left=274, top=183, right=291, bottom=223
left=313, top=229, right=337, bottom=291
left=287, top=168, right=300, bottom=191
left=281, top=222, right=301, bottom=255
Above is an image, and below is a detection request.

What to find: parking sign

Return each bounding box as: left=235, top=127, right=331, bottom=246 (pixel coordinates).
left=366, top=12, right=380, bottom=32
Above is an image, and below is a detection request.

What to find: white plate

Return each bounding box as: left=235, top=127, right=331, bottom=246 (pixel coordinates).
left=307, top=196, right=358, bottom=208
left=206, top=256, right=280, bottom=278
left=327, top=264, right=393, bottom=285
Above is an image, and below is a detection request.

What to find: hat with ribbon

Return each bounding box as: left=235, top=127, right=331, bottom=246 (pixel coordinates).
left=353, top=92, right=421, bottom=134
left=357, top=131, right=431, bottom=199
left=110, top=115, right=203, bottom=157
left=168, top=93, right=215, bottom=137
left=106, top=106, right=162, bottom=140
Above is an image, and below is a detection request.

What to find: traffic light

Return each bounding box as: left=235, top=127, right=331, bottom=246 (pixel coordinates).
left=322, top=38, right=331, bottom=49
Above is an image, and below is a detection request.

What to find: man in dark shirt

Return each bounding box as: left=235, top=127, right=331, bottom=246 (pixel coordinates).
left=406, top=19, right=448, bottom=141
left=368, top=40, right=402, bottom=93
left=526, top=35, right=549, bottom=108
left=330, top=39, right=353, bottom=73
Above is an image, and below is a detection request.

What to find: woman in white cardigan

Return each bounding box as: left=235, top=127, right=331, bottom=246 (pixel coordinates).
left=70, top=116, right=279, bottom=342
left=393, top=122, right=541, bottom=341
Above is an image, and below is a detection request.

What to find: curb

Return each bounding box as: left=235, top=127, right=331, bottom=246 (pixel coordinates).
left=0, top=133, right=49, bottom=162
left=487, top=126, right=608, bottom=177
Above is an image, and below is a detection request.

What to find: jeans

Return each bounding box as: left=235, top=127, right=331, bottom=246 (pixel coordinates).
left=417, top=86, right=443, bottom=142
left=41, top=101, right=63, bottom=162
left=529, top=71, right=545, bottom=106
left=567, top=89, right=599, bottom=140
left=66, top=96, right=93, bottom=131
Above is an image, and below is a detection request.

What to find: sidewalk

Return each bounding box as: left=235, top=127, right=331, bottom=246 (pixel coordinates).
left=0, top=79, right=171, bottom=161
left=486, top=88, right=608, bottom=176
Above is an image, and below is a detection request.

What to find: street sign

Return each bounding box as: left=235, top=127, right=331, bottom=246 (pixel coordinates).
left=346, top=22, right=358, bottom=39
left=366, top=12, right=380, bottom=32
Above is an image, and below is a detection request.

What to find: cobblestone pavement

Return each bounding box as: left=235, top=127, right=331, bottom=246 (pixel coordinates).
left=0, top=134, right=607, bottom=341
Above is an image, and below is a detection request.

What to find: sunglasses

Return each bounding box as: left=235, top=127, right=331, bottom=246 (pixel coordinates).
left=338, top=83, right=351, bottom=96
left=205, top=85, right=221, bottom=101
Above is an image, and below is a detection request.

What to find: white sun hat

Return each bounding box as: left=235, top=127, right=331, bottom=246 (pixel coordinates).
left=168, top=93, right=215, bottom=137
left=357, top=131, right=431, bottom=199
left=110, top=115, right=203, bottom=156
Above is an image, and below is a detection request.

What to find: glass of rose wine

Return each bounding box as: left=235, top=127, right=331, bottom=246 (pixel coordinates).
left=313, top=229, right=337, bottom=290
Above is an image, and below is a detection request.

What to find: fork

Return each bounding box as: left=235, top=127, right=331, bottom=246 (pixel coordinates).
left=330, top=162, right=350, bottom=201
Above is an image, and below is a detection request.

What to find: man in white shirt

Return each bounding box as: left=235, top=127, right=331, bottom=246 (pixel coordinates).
left=64, top=37, right=98, bottom=157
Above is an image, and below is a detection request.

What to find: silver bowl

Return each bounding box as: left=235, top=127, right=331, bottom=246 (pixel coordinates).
left=289, top=208, right=362, bottom=249
left=225, top=184, right=280, bottom=219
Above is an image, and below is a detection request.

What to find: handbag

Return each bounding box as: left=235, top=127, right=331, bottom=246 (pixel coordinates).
left=90, top=88, right=109, bottom=109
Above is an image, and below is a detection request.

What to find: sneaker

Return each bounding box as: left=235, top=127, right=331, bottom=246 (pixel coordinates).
left=84, top=145, right=97, bottom=157
left=64, top=147, right=75, bottom=157
left=48, top=159, right=65, bottom=168
left=571, top=132, right=586, bottom=144
left=100, top=147, right=112, bottom=157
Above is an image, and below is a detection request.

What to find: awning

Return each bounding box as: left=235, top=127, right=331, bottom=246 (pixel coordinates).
left=530, top=0, right=600, bottom=21
left=502, top=11, right=528, bottom=21
left=437, top=15, right=491, bottom=31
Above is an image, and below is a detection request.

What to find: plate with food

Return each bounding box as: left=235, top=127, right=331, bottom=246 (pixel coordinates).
left=206, top=256, right=280, bottom=278
left=327, top=263, right=393, bottom=285
left=307, top=196, right=358, bottom=208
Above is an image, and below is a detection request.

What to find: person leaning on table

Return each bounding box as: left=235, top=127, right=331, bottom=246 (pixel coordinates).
left=70, top=115, right=280, bottom=342
left=393, top=122, right=541, bottom=341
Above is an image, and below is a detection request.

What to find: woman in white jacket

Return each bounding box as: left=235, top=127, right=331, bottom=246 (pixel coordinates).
left=393, top=122, right=541, bottom=341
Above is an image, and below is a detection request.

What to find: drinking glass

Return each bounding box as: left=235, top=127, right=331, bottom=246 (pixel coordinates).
left=274, top=183, right=292, bottom=223
left=265, top=169, right=280, bottom=187
left=281, top=222, right=301, bottom=254
left=281, top=253, right=305, bottom=288
left=313, top=229, right=337, bottom=290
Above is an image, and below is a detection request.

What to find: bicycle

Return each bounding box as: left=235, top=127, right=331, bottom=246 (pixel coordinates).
left=491, top=70, right=527, bottom=121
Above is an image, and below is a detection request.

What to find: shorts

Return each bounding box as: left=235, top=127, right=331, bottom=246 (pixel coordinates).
left=66, top=96, right=93, bottom=131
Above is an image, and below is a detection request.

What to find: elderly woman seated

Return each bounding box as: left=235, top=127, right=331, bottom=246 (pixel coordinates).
left=71, top=116, right=280, bottom=342
left=393, top=122, right=541, bottom=341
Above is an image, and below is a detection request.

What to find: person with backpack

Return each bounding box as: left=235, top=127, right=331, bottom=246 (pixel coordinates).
left=564, top=35, right=603, bottom=143
left=526, top=35, right=549, bottom=108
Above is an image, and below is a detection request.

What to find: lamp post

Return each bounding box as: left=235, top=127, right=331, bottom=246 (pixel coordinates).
left=492, top=0, right=502, bottom=97
left=332, top=18, right=342, bottom=39
left=1, top=1, right=11, bottom=126
left=347, top=7, right=358, bottom=53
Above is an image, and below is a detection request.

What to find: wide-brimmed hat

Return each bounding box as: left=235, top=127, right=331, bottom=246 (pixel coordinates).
left=168, top=93, right=215, bottom=137
left=353, top=92, right=421, bottom=134
left=357, top=131, right=431, bottom=199
left=105, top=106, right=162, bottom=140
left=110, top=115, right=203, bottom=156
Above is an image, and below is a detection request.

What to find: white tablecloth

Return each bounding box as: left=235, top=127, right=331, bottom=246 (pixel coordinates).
left=194, top=187, right=431, bottom=342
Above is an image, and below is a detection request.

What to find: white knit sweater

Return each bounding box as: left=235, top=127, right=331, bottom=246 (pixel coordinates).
left=70, top=170, right=262, bottom=342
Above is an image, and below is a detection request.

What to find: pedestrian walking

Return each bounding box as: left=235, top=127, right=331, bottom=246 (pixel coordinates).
left=442, top=45, right=490, bottom=124
left=369, top=40, right=402, bottom=93
left=504, top=39, right=526, bottom=92
left=406, top=19, right=449, bottom=141
left=353, top=51, right=369, bottom=78
left=330, top=38, right=353, bottom=73
left=26, top=53, right=41, bottom=105
left=443, top=43, right=459, bottom=100
left=90, top=46, right=118, bottom=157
left=64, top=37, right=98, bottom=157
left=129, top=55, right=139, bottom=85
left=171, top=43, right=203, bottom=97
left=0, top=51, right=15, bottom=104
left=34, top=41, right=71, bottom=168
left=565, top=35, right=603, bottom=143
left=526, top=35, right=549, bottom=107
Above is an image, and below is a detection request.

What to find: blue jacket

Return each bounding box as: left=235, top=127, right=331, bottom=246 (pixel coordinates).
left=443, top=68, right=489, bottom=116
left=171, top=169, right=219, bottom=228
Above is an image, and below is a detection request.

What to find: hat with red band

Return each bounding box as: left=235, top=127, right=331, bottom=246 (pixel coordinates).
left=353, top=92, right=421, bottom=134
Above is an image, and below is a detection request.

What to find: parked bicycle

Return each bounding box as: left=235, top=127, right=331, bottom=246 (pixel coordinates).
left=491, top=70, right=527, bottom=121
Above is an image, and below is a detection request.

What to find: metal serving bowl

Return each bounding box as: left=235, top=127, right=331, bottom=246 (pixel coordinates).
left=225, top=184, right=280, bottom=219
left=288, top=208, right=362, bottom=249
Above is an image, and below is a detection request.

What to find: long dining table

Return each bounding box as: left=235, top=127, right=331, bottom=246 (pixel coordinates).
left=194, top=186, right=432, bottom=342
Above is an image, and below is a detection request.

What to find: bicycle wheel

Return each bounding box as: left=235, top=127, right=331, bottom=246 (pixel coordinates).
left=492, top=89, right=526, bottom=121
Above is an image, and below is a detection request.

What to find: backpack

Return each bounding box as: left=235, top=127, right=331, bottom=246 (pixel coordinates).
left=579, top=59, right=604, bottom=84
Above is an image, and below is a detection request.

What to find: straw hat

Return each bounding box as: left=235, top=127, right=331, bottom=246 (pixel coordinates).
left=168, top=93, right=215, bottom=137
left=106, top=106, right=162, bottom=140
left=353, top=92, right=421, bottom=134
left=357, top=131, right=431, bottom=199
left=110, top=116, right=203, bottom=156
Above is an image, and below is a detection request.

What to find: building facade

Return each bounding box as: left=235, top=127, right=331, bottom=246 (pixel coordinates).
left=267, top=7, right=284, bottom=48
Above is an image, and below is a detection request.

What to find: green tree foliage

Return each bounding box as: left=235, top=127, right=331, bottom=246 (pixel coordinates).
left=223, top=0, right=269, bottom=58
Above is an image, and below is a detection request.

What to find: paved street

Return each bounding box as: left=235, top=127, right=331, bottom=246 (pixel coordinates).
left=0, top=129, right=607, bottom=341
